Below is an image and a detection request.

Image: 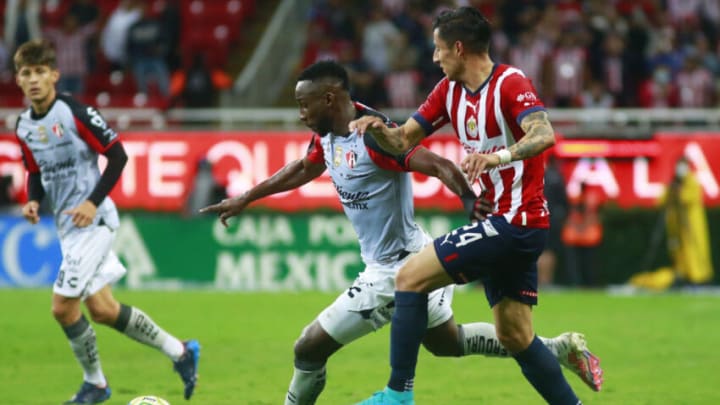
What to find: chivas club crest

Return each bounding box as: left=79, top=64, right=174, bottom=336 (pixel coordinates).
left=333, top=145, right=343, bottom=167
left=466, top=116, right=478, bottom=138
left=345, top=151, right=357, bottom=169
left=52, top=122, right=64, bottom=138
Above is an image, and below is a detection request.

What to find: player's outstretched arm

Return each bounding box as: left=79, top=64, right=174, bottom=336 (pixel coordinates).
left=350, top=116, right=426, bottom=154
left=408, top=147, right=492, bottom=221
left=199, top=158, right=325, bottom=226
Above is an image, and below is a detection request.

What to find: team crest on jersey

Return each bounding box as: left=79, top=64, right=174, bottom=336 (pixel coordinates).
left=345, top=151, right=357, bottom=169
left=333, top=145, right=343, bottom=167
left=466, top=116, right=478, bottom=138
left=52, top=123, right=64, bottom=138
left=37, top=125, right=49, bottom=143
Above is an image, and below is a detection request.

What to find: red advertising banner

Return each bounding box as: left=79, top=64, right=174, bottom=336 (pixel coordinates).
left=1, top=131, right=719, bottom=210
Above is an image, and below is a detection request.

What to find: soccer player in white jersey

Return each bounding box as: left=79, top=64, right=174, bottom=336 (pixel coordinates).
left=200, top=61, right=601, bottom=405
left=13, top=40, right=200, bottom=404
left=351, top=7, right=604, bottom=405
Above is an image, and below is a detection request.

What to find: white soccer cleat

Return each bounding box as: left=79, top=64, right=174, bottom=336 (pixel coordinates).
left=554, top=332, right=603, bottom=392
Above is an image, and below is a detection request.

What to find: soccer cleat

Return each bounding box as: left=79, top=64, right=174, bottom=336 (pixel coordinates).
left=63, top=381, right=111, bottom=404
left=355, top=387, right=415, bottom=405
left=173, top=339, right=201, bottom=399
left=554, top=332, right=604, bottom=392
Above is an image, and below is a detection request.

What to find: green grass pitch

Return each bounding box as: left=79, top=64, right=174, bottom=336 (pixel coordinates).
left=1, top=289, right=718, bottom=404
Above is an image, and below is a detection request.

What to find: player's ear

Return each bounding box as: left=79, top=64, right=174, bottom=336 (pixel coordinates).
left=325, top=90, right=335, bottom=106
left=455, top=40, right=464, bottom=56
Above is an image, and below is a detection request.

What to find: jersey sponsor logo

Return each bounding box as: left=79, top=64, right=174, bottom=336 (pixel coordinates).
left=38, top=157, right=76, bottom=174
left=516, top=91, right=537, bottom=103
left=345, top=151, right=357, bottom=169
left=334, top=184, right=369, bottom=209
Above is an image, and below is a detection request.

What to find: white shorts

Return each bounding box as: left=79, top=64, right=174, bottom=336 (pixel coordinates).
left=317, top=254, right=455, bottom=345
left=53, top=225, right=126, bottom=300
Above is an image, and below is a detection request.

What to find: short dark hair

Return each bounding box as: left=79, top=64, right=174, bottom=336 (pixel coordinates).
left=297, top=60, right=350, bottom=91
left=13, top=39, right=57, bottom=71
left=433, top=7, right=492, bottom=54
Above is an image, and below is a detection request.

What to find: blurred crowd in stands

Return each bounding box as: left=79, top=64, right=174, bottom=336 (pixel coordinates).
left=303, top=0, right=720, bottom=109
left=0, top=0, right=251, bottom=108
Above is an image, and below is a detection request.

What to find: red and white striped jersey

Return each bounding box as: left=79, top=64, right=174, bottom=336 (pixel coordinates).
left=411, top=64, right=549, bottom=228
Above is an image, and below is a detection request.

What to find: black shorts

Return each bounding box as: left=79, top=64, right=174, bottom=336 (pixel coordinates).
left=433, top=216, right=547, bottom=307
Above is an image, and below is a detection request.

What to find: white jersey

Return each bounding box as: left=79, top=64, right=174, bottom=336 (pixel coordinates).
left=305, top=103, right=427, bottom=265
left=15, top=94, right=120, bottom=237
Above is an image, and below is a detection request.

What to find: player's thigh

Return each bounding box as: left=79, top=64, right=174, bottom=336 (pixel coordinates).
left=54, top=227, right=115, bottom=299
left=317, top=269, right=396, bottom=345
left=396, top=244, right=455, bottom=292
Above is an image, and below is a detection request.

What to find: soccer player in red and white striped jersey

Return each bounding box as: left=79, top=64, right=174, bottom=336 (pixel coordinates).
left=352, top=7, right=602, bottom=405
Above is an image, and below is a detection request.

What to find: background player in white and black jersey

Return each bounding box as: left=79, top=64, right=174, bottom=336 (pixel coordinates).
left=201, top=61, right=598, bottom=405
left=351, top=7, right=602, bottom=405
left=13, top=40, right=200, bottom=404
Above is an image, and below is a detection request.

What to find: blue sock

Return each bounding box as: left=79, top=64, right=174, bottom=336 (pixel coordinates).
left=387, top=291, right=428, bottom=392
left=514, top=336, right=580, bottom=405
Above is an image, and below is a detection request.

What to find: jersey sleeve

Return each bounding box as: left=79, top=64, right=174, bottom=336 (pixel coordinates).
left=411, top=78, right=450, bottom=136
left=305, top=134, right=324, bottom=164
left=62, top=95, right=119, bottom=153
left=364, top=132, right=420, bottom=172
left=500, top=73, right=546, bottom=125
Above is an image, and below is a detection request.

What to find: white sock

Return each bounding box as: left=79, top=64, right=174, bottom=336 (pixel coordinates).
left=63, top=315, right=107, bottom=386
left=114, top=304, right=185, bottom=361
left=538, top=335, right=557, bottom=356
left=459, top=322, right=556, bottom=358
left=285, top=364, right=326, bottom=405
left=459, top=322, right=510, bottom=357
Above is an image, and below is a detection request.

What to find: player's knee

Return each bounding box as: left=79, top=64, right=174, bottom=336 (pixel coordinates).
left=395, top=265, right=424, bottom=292
left=496, top=328, right=531, bottom=353
left=87, top=304, right=116, bottom=325
left=51, top=304, right=69, bottom=323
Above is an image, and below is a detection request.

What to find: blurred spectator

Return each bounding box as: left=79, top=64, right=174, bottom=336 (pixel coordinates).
left=44, top=14, right=97, bottom=94
left=629, top=156, right=714, bottom=289
left=156, top=0, right=182, bottom=71
left=676, top=54, right=715, bottom=107
left=508, top=28, right=551, bottom=97
left=537, top=154, right=569, bottom=287
left=170, top=53, right=232, bottom=108
left=384, top=31, right=421, bottom=108
left=577, top=80, right=614, bottom=108
left=638, top=64, right=679, bottom=108
left=548, top=29, right=587, bottom=107
left=100, top=0, right=142, bottom=71
left=4, top=0, right=41, bottom=54
left=0, top=39, right=9, bottom=78
left=561, top=180, right=604, bottom=287
left=336, top=41, right=385, bottom=106
left=362, top=8, right=403, bottom=74
left=68, top=0, right=99, bottom=25
left=68, top=0, right=100, bottom=71
left=126, top=4, right=171, bottom=96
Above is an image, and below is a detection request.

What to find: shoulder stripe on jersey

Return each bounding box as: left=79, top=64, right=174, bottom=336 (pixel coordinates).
left=74, top=117, right=113, bottom=153
left=15, top=134, right=40, bottom=173
left=411, top=111, right=434, bottom=136
left=363, top=132, right=411, bottom=171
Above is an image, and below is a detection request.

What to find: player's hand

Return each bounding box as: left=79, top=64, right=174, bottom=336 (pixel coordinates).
left=461, top=153, right=501, bottom=183
left=349, top=115, right=388, bottom=137
left=64, top=200, right=97, bottom=228
left=461, top=190, right=494, bottom=222
left=198, top=196, right=249, bottom=227
left=22, top=200, right=41, bottom=224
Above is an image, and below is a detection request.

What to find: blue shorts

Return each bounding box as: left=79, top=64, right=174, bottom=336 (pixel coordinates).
left=433, top=216, right=547, bottom=307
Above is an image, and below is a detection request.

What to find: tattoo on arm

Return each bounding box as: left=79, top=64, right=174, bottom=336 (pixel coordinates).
left=509, top=111, right=556, bottom=160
